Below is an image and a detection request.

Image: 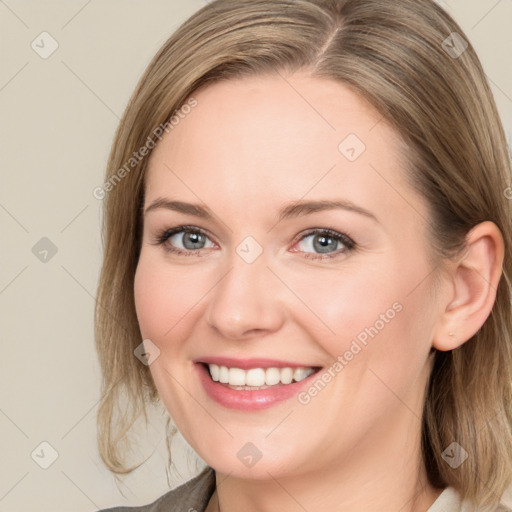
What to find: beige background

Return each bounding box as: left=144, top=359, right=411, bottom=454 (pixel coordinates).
left=1, top=1, right=511, bottom=510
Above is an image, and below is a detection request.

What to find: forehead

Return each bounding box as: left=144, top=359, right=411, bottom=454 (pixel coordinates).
left=144, top=72, right=417, bottom=226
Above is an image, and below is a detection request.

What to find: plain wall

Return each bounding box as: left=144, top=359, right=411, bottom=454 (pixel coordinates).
left=1, top=1, right=511, bottom=510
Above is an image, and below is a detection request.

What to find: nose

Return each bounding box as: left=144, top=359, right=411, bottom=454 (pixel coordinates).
left=205, top=252, right=286, bottom=340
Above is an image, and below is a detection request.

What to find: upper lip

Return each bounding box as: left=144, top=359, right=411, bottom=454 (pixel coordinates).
left=196, top=357, right=319, bottom=370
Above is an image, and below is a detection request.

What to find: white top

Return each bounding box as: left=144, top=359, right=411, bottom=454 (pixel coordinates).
left=428, top=486, right=512, bottom=511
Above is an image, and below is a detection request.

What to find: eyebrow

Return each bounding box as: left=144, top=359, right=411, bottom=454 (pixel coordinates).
left=144, top=197, right=378, bottom=223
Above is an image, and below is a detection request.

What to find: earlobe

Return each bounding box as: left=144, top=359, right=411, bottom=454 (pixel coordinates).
left=432, top=221, right=504, bottom=352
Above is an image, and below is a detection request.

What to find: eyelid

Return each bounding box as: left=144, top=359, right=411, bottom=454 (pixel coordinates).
left=152, top=224, right=217, bottom=247
left=290, top=228, right=356, bottom=259
left=292, top=227, right=355, bottom=246
left=152, top=225, right=356, bottom=259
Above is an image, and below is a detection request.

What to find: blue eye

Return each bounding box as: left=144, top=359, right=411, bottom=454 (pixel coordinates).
left=293, top=229, right=355, bottom=259
left=156, top=226, right=215, bottom=255
left=168, top=230, right=214, bottom=251
left=153, top=226, right=356, bottom=260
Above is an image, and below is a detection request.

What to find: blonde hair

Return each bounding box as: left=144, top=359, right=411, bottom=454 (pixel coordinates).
left=95, top=0, right=512, bottom=507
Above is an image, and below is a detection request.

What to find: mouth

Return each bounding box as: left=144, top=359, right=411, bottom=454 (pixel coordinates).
left=195, top=358, right=322, bottom=410
left=205, top=363, right=317, bottom=390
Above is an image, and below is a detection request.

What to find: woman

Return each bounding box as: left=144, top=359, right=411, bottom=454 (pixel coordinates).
left=95, top=0, right=512, bottom=510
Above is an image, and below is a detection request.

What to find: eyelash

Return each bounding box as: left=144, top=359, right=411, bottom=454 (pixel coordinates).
left=151, top=225, right=356, bottom=260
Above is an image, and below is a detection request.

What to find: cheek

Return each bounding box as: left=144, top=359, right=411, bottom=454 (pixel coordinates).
left=134, top=262, right=167, bottom=341
left=133, top=256, right=207, bottom=418
left=133, top=256, right=209, bottom=349
left=280, top=261, right=402, bottom=354
left=282, top=253, right=435, bottom=374
left=134, top=250, right=212, bottom=324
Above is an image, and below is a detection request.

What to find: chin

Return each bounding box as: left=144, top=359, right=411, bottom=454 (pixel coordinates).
left=192, top=434, right=306, bottom=480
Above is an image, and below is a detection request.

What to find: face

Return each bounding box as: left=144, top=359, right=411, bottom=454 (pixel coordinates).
left=134, top=72, right=441, bottom=480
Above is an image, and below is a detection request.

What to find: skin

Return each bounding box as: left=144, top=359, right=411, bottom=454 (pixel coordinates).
left=133, top=72, right=503, bottom=511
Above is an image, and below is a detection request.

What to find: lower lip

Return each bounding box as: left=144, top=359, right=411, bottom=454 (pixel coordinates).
left=196, top=363, right=318, bottom=411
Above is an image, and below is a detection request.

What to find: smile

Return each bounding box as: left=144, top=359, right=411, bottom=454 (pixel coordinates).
left=208, top=364, right=315, bottom=389
left=195, top=358, right=321, bottom=410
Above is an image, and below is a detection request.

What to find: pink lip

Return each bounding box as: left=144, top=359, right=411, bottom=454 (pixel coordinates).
left=196, top=357, right=311, bottom=370
left=195, top=361, right=320, bottom=411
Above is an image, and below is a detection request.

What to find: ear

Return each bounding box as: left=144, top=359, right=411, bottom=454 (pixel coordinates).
left=432, top=221, right=504, bottom=351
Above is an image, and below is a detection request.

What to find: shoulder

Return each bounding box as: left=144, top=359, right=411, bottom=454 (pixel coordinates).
left=428, top=486, right=512, bottom=512
left=97, top=466, right=216, bottom=512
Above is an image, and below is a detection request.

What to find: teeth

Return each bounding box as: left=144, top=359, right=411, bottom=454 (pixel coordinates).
left=207, top=364, right=314, bottom=387
left=209, top=364, right=220, bottom=381
left=265, top=367, right=281, bottom=386
left=218, top=365, right=229, bottom=384
left=280, top=367, right=293, bottom=385
left=246, top=368, right=266, bottom=386
left=228, top=368, right=246, bottom=386
left=293, top=367, right=311, bottom=382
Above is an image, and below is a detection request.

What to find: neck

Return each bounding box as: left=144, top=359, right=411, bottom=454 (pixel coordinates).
left=211, top=458, right=443, bottom=512
left=208, top=413, right=444, bottom=512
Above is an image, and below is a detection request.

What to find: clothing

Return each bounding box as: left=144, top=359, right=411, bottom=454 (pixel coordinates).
left=97, top=466, right=511, bottom=512
left=98, top=466, right=215, bottom=512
